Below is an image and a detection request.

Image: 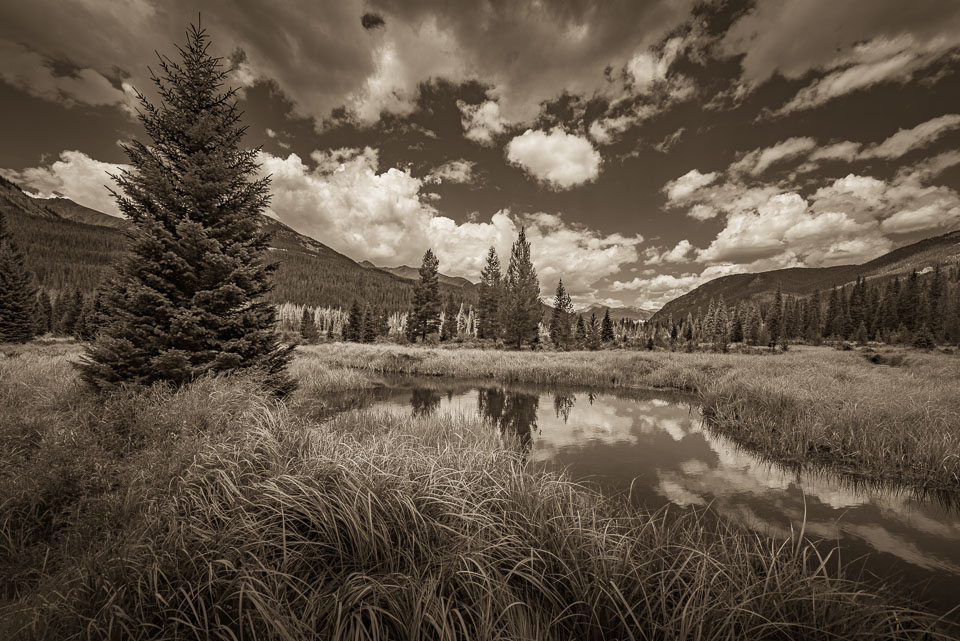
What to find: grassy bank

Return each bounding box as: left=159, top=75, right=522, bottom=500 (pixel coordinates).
left=1, top=343, right=954, bottom=639
left=301, top=342, right=960, bottom=494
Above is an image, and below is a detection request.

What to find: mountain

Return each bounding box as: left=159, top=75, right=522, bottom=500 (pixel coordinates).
left=0, top=176, right=477, bottom=311
left=578, top=304, right=655, bottom=322
left=650, top=229, right=960, bottom=323
left=371, top=264, right=476, bottom=289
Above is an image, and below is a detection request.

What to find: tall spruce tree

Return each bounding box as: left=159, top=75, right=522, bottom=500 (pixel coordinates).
left=79, top=25, right=293, bottom=393
left=345, top=300, right=363, bottom=342
left=0, top=211, right=37, bottom=343
left=300, top=306, right=319, bottom=344
left=549, top=279, right=573, bottom=349
left=600, top=307, right=614, bottom=343
left=502, top=228, right=541, bottom=349
left=411, top=249, right=441, bottom=341
left=767, top=284, right=783, bottom=345
left=477, top=246, right=502, bottom=340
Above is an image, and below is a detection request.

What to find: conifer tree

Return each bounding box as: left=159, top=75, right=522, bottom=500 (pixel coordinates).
left=345, top=300, right=363, bottom=342
left=34, top=289, right=53, bottom=336
left=300, top=306, right=319, bottom=344
left=574, top=314, right=587, bottom=347
left=79, top=25, right=293, bottom=393
left=440, top=298, right=458, bottom=341
left=362, top=308, right=377, bottom=343
left=477, top=246, right=503, bottom=340
left=548, top=279, right=573, bottom=349
left=502, top=228, right=541, bottom=349
left=600, top=307, right=614, bottom=343
left=411, top=249, right=441, bottom=341
left=0, top=211, right=37, bottom=343
left=60, top=288, right=84, bottom=337
left=767, top=284, right=783, bottom=345
left=586, top=312, right=601, bottom=350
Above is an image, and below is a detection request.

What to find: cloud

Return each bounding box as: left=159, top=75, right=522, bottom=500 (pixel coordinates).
left=427, top=159, right=475, bottom=184
left=457, top=100, right=507, bottom=145
left=0, top=150, right=126, bottom=215
left=663, top=169, right=718, bottom=203
left=729, top=137, right=817, bottom=176
left=721, top=0, right=960, bottom=111
left=728, top=115, right=960, bottom=176
left=860, top=113, right=960, bottom=159
left=775, top=35, right=958, bottom=114
left=611, top=264, right=748, bottom=308
left=588, top=115, right=635, bottom=145
left=644, top=239, right=694, bottom=265
left=0, top=39, right=134, bottom=112
left=626, top=36, right=684, bottom=92
left=506, top=128, right=602, bottom=189
left=258, top=147, right=638, bottom=296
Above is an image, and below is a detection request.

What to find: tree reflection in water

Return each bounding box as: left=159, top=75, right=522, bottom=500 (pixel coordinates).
left=478, top=388, right=544, bottom=455
left=553, top=393, right=576, bottom=424
left=410, top=388, right=442, bottom=416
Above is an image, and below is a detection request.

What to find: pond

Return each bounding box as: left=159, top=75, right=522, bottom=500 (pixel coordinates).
left=351, top=375, right=960, bottom=618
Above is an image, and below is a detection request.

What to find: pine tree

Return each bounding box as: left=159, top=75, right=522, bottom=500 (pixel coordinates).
left=502, top=227, right=541, bottom=349
left=34, top=289, right=53, bottom=336
left=345, top=300, right=363, bottom=342
left=79, top=25, right=293, bottom=393
left=766, top=284, right=783, bottom=346
left=0, top=211, right=38, bottom=343
left=60, top=288, right=84, bottom=337
left=548, top=279, right=573, bottom=349
left=477, top=246, right=502, bottom=340
left=600, top=307, right=614, bottom=343
left=440, top=298, right=458, bottom=341
left=361, top=307, right=377, bottom=343
left=300, top=306, right=319, bottom=344
left=574, top=314, right=587, bottom=348
left=411, top=249, right=441, bottom=341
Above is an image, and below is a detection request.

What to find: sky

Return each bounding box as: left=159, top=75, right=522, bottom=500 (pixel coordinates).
left=1, top=0, right=959, bottom=310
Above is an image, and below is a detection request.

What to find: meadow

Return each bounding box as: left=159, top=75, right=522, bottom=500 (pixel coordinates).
left=0, top=341, right=957, bottom=639
left=303, top=342, right=960, bottom=494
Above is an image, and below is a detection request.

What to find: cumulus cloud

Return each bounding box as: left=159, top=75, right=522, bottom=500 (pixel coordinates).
left=663, top=169, right=718, bottom=203
left=729, top=137, right=816, bottom=176
left=1, top=150, right=126, bottom=215
left=0, top=39, right=135, bottom=113
left=644, top=240, right=694, bottom=265
left=427, top=159, right=476, bottom=184
left=611, top=264, right=748, bottom=308
left=506, top=128, right=602, bottom=189
left=258, top=147, right=638, bottom=296
left=457, top=100, right=507, bottom=145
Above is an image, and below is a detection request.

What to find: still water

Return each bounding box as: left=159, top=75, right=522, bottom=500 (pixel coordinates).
left=352, top=375, right=960, bottom=617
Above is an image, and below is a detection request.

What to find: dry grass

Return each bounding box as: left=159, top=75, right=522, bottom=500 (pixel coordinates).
left=300, top=342, right=960, bottom=493
left=0, top=342, right=954, bottom=639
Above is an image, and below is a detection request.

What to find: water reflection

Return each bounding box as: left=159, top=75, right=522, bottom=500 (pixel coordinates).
left=359, top=376, right=960, bottom=618
left=478, top=388, right=539, bottom=452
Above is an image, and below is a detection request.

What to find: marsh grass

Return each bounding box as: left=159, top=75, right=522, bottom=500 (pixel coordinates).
left=302, top=343, right=960, bottom=494
left=0, top=343, right=954, bottom=639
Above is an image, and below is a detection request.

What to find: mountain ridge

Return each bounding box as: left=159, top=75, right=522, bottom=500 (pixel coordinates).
left=650, top=229, right=960, bottom=323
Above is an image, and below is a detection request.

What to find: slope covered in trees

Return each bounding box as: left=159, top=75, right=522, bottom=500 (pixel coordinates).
left=651, top=230, right=960, bottom=324
left=0, top=176, right=476, bottom=312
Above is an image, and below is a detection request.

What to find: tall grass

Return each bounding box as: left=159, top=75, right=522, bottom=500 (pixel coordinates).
left=300, top=342, right=960, bottom=494
left=1, top=343, right=953, bottom=639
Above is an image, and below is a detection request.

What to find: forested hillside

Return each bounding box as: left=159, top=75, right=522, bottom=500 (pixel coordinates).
left=651, top=230, right=960, bottom=324
left=0, top=176, right=477, bottom=311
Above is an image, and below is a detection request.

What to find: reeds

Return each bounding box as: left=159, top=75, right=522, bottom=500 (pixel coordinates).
left=300, top=343, right=960, bottom=493
left=0, top=344, right=954, bottom=638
